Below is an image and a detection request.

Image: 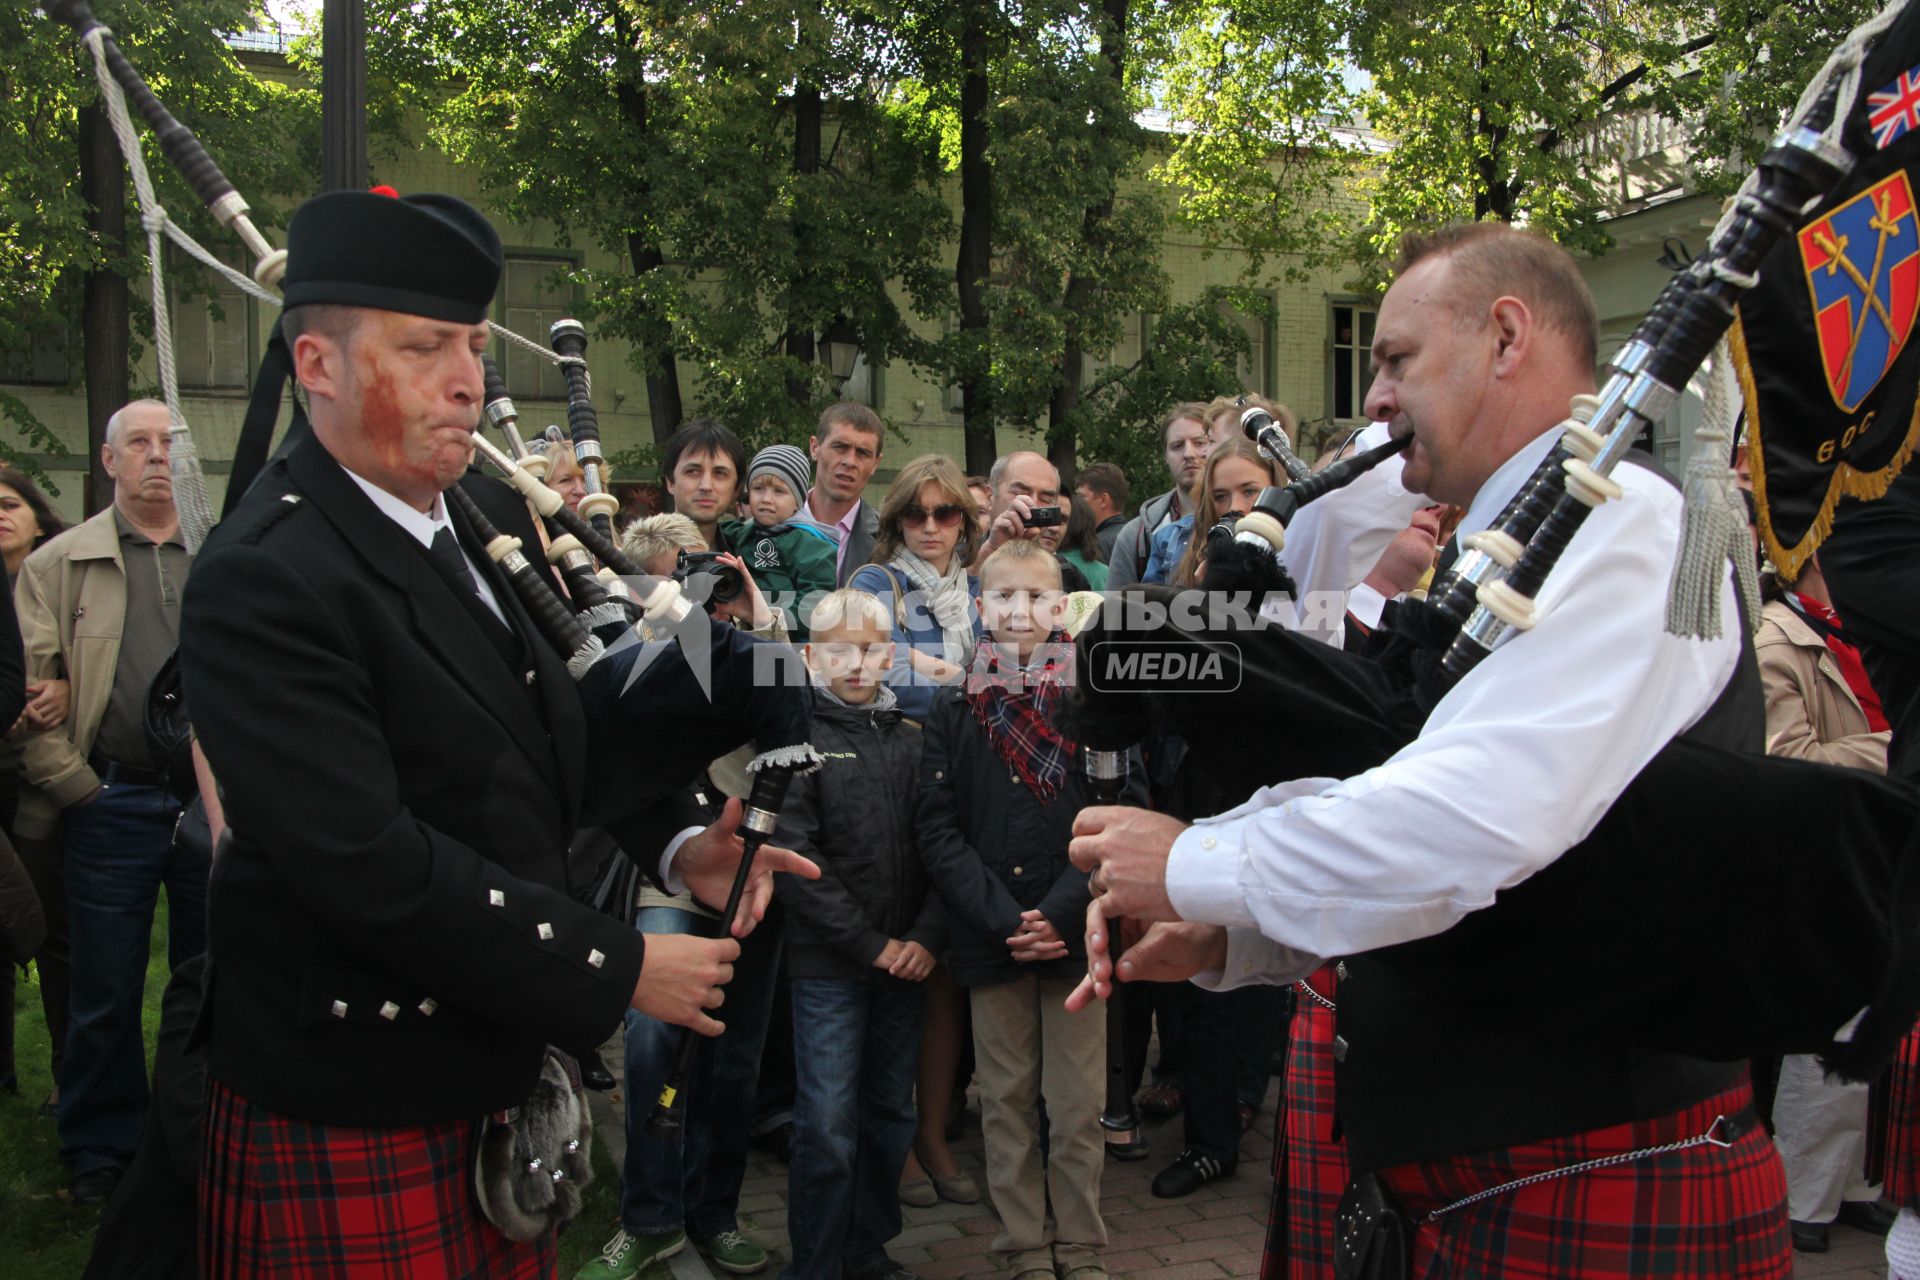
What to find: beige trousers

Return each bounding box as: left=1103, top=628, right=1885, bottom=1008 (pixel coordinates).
left=970, top=971, right=1109, bottom=1276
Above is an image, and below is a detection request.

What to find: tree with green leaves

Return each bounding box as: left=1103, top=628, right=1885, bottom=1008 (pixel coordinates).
left=937, top=0, right=1262, bottom=481
left=1154, top=0, right=1880, bottom=284
left=5, top=0, right=315, bottom=508
left=364, top=0, right=956, bottom=460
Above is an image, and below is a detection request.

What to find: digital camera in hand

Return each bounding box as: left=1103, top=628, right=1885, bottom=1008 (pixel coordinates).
left=1024, top=505, right=1064, bottom=528
left=674, top=549, right=747, bottom=605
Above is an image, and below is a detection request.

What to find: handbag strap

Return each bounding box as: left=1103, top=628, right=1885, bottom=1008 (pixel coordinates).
left=878, top=564, right=909, bottom=632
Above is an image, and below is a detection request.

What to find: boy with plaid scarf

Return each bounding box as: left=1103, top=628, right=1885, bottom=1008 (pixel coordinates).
left=917, top=541, right=1142, bottom=1280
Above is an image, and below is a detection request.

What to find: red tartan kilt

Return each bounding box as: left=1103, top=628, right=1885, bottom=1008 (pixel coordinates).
left=200, top=1077, right=557, bottom=1280
left=1377, top=1078, right=1789, bottom=1280
left=1887, top=1024, right=1920, bottom=1210
left=1262, top=965, right=1349, bottom=1280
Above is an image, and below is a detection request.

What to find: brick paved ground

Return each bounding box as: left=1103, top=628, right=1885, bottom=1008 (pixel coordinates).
left=584, top=1039, right=1890, bottom=1280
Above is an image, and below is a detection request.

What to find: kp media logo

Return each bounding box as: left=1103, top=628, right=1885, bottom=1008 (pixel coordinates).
left=1085, top=639, right=1241, bottom=695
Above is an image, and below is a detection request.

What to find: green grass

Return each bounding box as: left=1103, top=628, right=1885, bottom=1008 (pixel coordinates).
left=1, top=900, right=625, bottom=1279
left=1, top=900, right=171, bottom=1278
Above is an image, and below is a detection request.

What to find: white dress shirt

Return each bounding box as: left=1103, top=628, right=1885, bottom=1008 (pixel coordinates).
left=1345, top=582, right=1390, bottom=634
left=1168, top=427, right=1741, bottom=988
left=1277, top=422, right=1427, bottom=645
left=339, top=465, right=509, bottom=626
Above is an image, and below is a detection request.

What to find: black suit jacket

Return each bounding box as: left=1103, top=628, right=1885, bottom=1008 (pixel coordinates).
left=180, top=437, right=651, bottom=1126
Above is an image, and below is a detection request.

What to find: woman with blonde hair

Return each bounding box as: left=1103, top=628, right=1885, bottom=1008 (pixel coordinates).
left=849, top=455, right=983, bottom=725
left=1142, top=429, right=1290, bottom=587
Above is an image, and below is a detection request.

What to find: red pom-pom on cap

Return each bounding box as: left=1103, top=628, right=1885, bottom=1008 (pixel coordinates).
left=368, top=184, right=400, bottom=199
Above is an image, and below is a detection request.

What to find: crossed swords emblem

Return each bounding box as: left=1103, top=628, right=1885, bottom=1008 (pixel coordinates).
left=1812, top=187, right=1906, bottom=393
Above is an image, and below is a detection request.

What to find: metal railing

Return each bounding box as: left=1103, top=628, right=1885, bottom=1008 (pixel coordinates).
left=225, top=23, right=291, bottom=55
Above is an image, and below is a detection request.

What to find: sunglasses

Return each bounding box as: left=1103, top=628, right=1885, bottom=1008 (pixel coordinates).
left=900, top=503, right=968, bottom=529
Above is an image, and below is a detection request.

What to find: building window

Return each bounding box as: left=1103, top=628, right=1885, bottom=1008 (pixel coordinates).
left=498, top=256, right=578, bottom=403
left=840, top=350, right=879, bottom=408
left=0, top=323, right=72, bottom=386
left=172, top=248, right=253, bottom=390
left=1219, top=297, right=1273, bottom=398
left=1330, top=302, right=1377, bottom=422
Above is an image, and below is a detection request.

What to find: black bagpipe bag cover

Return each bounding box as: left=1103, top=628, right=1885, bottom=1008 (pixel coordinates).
left=1061, top=585, right=1920, bottom=1080
left=574, top=614, right=813, bottom=825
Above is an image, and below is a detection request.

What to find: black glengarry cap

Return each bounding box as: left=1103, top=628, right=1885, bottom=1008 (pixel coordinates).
left=281, top=189, right=502, bottom=324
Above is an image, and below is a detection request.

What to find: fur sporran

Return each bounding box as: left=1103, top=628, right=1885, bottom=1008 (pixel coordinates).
left=474, top=1048, right=594, bottom=1240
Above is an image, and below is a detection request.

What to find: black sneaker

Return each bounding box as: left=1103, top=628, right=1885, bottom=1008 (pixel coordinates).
left=1150, top=1149, right=1234, bottom=1199
left=1790, top=1220, right=1830, bottom=1253
left=1837, top=1199, right=1898, bottom=1235
left=848, top=1260, right=920, bottom=1280
left=71, top=1165, right=124, bottom=1207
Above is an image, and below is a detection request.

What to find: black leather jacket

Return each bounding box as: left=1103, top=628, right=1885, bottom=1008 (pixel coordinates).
left=774, top=689, right=946, bottom=981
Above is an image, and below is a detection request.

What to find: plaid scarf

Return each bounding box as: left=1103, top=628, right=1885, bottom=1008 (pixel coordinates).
left=964, top=633, right=1077, bottom=801
left=1793, top=592, right=1891, bottom=732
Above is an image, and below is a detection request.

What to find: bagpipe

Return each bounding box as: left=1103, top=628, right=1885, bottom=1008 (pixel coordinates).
left=1060, top=0, right=1920, bottom=1073
left=46, top=0, right=287, bottom=551
left=44, top=0, right=822, bottom=1132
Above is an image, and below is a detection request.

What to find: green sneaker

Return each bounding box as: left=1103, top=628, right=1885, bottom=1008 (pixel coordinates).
left=572, top=1227, right=685, bottom=1280
left=693, top=1228, right=769, bottom=1275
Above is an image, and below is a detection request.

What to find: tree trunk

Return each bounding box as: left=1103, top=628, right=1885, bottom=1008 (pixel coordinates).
left=1471, top=47, right=1517, bottom=223
left=79, top=104, right=128, bottom=518
left=956, top=0, right=995, bottom=476
left=784, top=81, right=823, bottom=407
left=626, top=235, right=685, bottom=448
left=1045, top=0, right=1127, bottom=486
left=611, top=19, right=685, bottom=449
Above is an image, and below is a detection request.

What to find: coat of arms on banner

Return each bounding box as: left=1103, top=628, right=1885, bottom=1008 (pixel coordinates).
left=1800, top=172, right=1920, bottom=413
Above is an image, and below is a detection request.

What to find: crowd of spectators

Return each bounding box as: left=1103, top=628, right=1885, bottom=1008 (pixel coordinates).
left=0, top=390, right=1893, bottom=1280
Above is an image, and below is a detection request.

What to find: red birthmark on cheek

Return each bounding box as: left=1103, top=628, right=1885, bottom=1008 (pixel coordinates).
left=358, top=360, right=409, bottom=473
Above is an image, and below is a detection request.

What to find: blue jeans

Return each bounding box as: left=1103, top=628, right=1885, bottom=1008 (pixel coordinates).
left=621, top=903, right=783, bottom=1237
left=58, top=778, right=200, bottom=1174
left=782, top=976, right=925, bottom=1280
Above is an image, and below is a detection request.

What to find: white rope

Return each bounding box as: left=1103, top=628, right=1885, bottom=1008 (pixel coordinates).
left=495, top=324, right=591, bottom=397
left=1672, top=0, right=1907, bottom=636
left=162, top=219, right=280, bottom=306
left=81, top=20, right=584, bottom=547
left=84, top=26, right=218, bottom=554
left=1666, top=340, right=1761, bottom=638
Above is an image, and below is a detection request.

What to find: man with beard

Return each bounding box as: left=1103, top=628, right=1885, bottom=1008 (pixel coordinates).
left=1105, top=406, right=1210, bottom=590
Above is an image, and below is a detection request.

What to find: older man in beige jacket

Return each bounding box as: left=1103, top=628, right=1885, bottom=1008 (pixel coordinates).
left=13, top=399, right=201, bottom=1206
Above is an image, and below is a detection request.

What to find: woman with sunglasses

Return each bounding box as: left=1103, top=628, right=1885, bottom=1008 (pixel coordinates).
left=850, top=454, right=984, bottom=725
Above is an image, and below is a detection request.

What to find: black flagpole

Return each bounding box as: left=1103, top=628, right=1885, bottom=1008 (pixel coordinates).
left=321, top=0, right=366, bottom=191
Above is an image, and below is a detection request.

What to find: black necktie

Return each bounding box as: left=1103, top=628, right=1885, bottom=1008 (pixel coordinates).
left=427, top=526, right=520, bottom=666
left=429, top=526, right=488, bottom=599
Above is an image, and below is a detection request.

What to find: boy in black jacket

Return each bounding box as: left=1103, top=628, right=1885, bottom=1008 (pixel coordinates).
left=774, top=589, right=945, bottom=1280
left=918, top=541, right=1143, bottom=1280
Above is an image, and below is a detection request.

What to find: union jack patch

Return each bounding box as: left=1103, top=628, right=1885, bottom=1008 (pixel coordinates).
left=1868, top=65, right=1920, bottom=149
